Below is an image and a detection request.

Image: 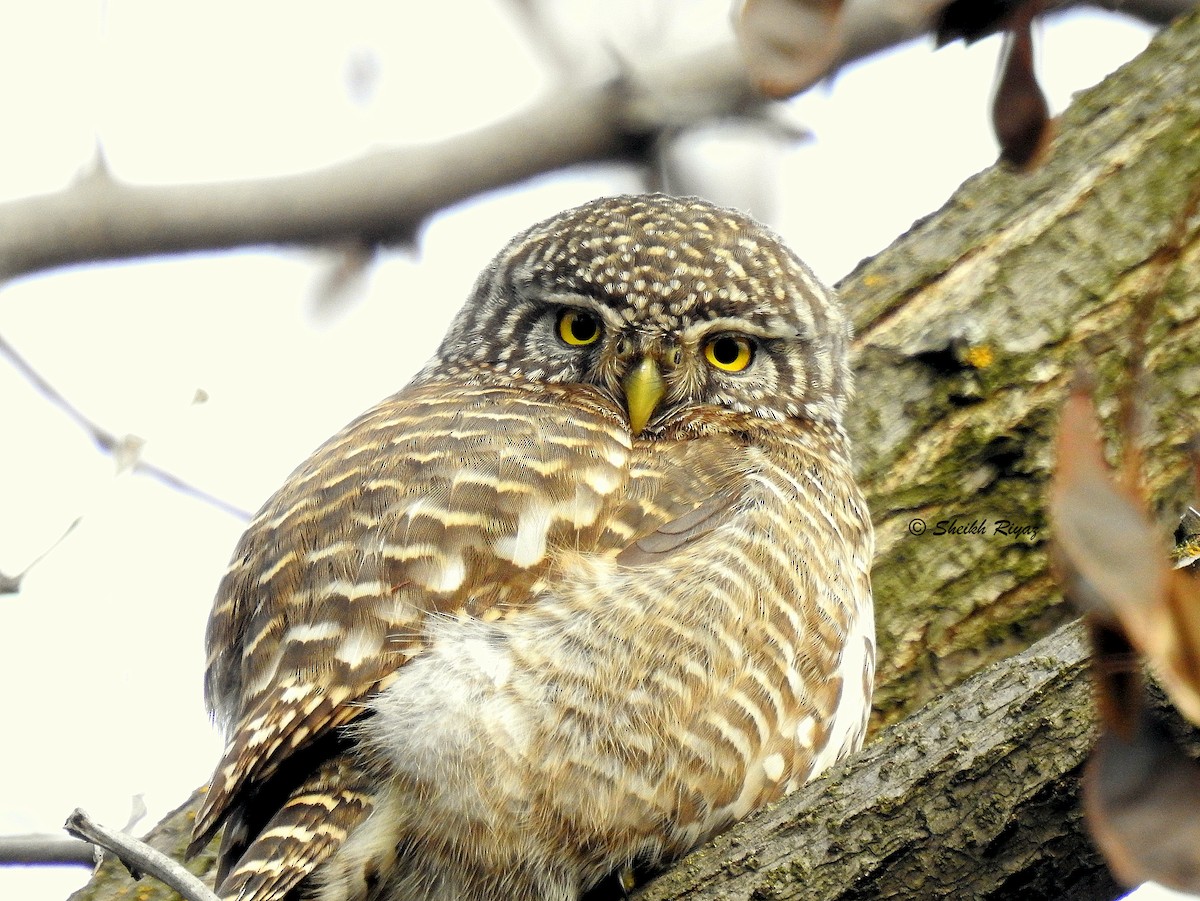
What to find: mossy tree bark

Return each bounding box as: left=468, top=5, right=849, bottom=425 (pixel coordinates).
left=847, top=8, right=1200, bottom=727
left=69, top=10, right=1200, bottom=901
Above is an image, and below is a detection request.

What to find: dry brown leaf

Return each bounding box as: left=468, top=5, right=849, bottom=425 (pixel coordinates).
left=991, top=2, right=1052, bottom=169
left=1054, top=378, right=1200, bottom=891
left=1050, top=382, right=1200, bottom=725
left=1050, top=381, right=1169, bottom=644
left=1084, top=709, right=1200, bottom=893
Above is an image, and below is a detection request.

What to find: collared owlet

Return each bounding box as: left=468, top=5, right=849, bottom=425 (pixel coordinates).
left=190, top=193, right=875, bottom=901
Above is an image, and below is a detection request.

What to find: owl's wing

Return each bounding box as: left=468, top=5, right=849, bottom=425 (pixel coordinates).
left=213, top=753, right=373, bottom=901
left=190, top=380, right=746, bottom=879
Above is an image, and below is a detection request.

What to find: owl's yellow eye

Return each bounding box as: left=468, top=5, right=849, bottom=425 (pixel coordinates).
left=704, top=335, right=754, bottom=372
left=557, top=309, right=602, bottom=346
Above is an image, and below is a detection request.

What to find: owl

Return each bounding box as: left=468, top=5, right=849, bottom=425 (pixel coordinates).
left=189, top=194, right=875, bottom=901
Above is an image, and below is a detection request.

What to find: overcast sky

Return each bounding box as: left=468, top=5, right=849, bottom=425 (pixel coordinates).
left=0, top=3, right=1188, bottom=901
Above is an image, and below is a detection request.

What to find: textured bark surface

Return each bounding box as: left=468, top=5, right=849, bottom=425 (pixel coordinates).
left=68, top=10, right=1200, bottom=901
left=844, top=8, right=1200, bottom=728
left=635, top=623, right=1120, bottom=901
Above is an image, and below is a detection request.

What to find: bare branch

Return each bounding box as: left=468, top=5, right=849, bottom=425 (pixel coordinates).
left=64, top=809, right=219, bottom=901
left=501, top=0, right=583, bottom=82
left=0, top=833, right=96, bottom=867
left=1082, top=0, right=1198, bottom=23
left=0, top=45, right=755, bottom=284
left=1, top=1, right=1192, bottom=285
left=842, top=0, right=1193, bottom=59
left=0, top=333, right=251, bottom=520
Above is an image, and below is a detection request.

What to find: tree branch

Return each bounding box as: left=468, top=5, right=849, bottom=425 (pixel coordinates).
left=635, top=621, right=1126, bottom=901
left=1083, top=0, right=1198, bottom=23
left=64, top=809, right=219, bottom=901
left=0, top=834, right=95, bottom=867
left=2, top=0, right=1193, bottom=285
left=0, top=45, right=754, bottom=284
left=843, top=3, right=1200, bottom=727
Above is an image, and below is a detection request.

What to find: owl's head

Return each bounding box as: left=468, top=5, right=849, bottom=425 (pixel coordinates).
left=435, top=194, right=852, bottom=434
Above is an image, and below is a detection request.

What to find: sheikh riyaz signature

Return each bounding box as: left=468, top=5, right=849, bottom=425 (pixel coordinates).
left=907, top=517, right=1039, bottom=540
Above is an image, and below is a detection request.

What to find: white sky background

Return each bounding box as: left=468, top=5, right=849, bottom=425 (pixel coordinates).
left=0, top=3, right=1191, bottom=901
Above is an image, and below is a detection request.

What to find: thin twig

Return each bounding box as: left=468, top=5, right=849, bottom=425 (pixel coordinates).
left=0, top=332, right=251, bottom=521
left=64, top=809, right=219, bottom=901
left=502, top=0, right=581, bottom=81
left=0, top=833, right=97, bottom=867
left=0, top=517, right=81, bottom=595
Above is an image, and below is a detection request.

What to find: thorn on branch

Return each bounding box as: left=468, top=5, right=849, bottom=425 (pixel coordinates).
left=74, top=139, right=114, bottom=189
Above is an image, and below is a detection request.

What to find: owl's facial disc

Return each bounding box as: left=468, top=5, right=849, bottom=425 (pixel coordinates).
left=440, top=195, right=853, bottom=426
left=622, top=357, right=665, bottom=435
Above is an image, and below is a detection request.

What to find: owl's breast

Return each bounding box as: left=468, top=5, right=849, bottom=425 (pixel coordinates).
left=361, top=430, right=873, bottom=880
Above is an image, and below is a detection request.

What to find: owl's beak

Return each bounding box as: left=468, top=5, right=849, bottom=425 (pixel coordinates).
left=623, top=357, right=664, bottom=436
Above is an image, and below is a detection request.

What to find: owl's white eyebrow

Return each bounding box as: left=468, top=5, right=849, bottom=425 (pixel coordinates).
left=681, top=318, right=796, bottom=342
left=539, top=293, right=626, bottom=328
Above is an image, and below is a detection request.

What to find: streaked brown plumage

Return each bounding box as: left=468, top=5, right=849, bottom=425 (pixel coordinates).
left=192, top=194, right=874, bottom=901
